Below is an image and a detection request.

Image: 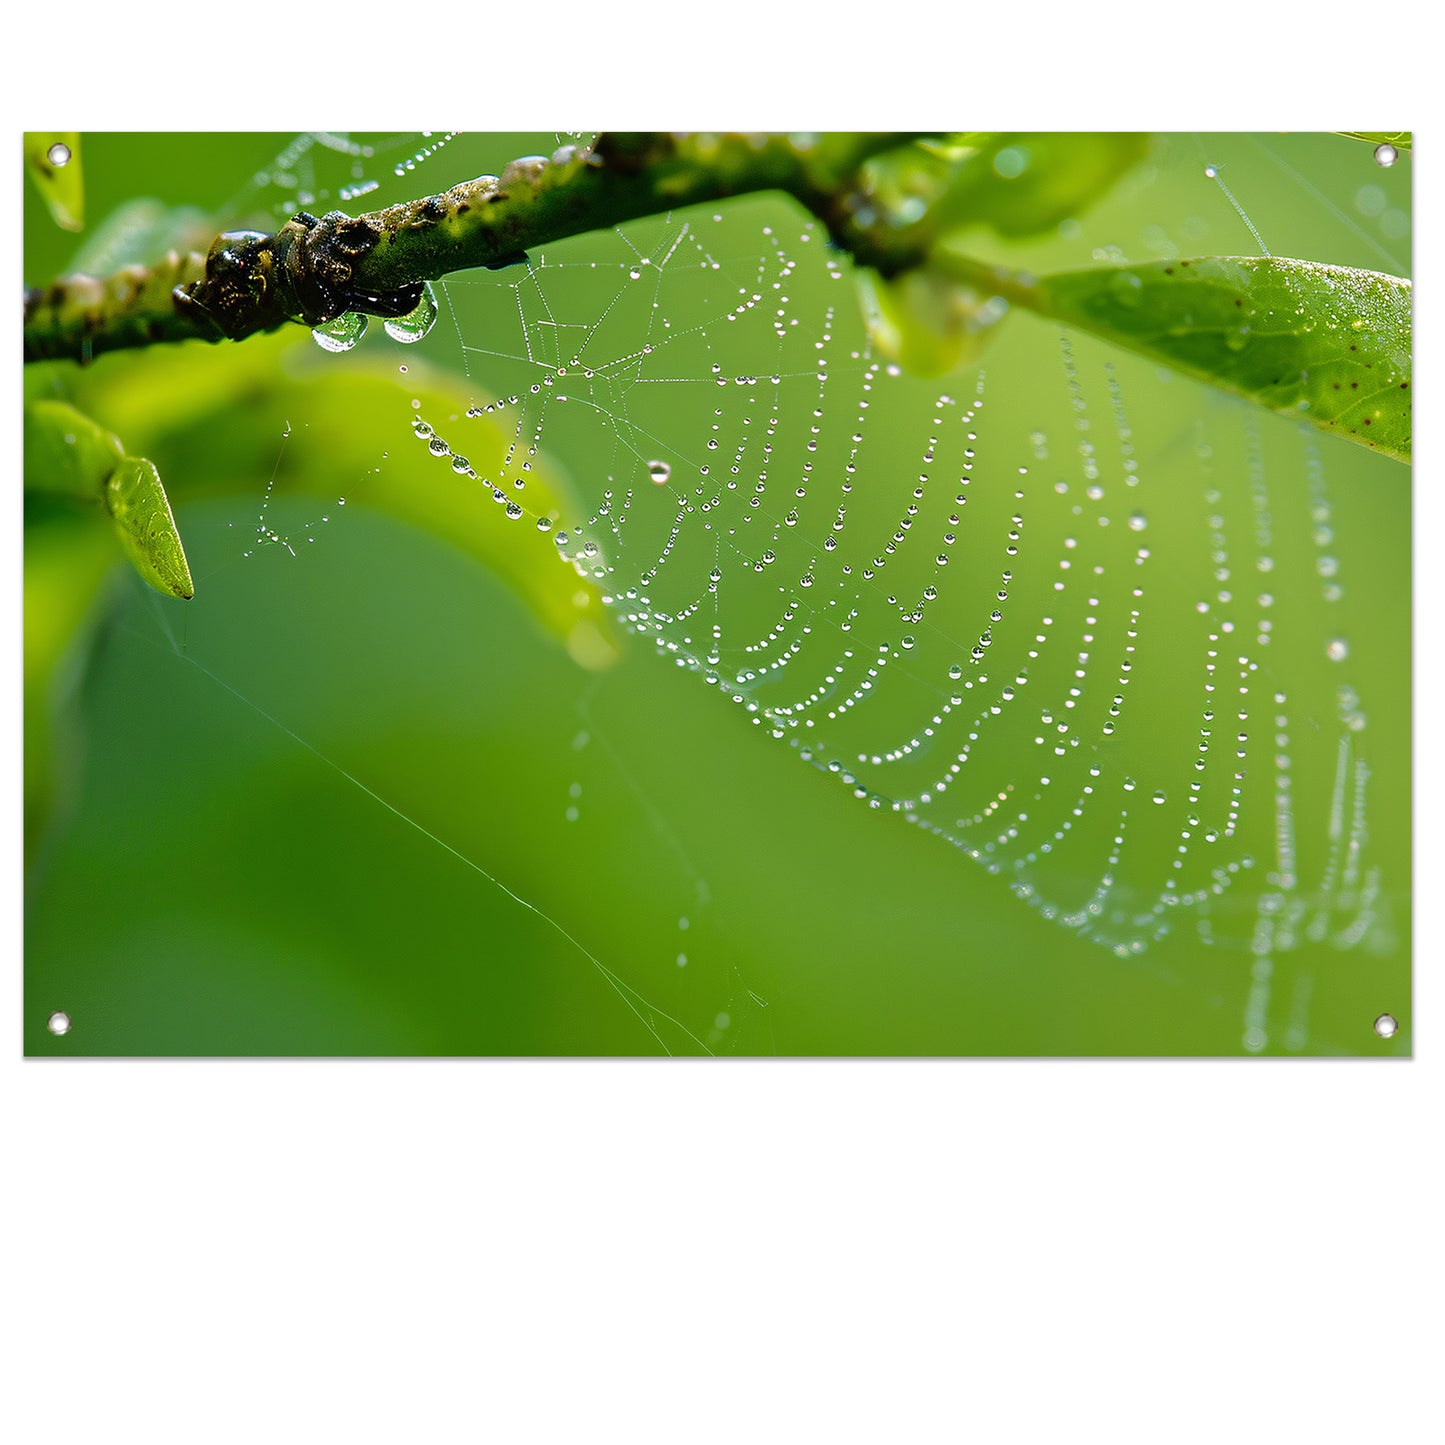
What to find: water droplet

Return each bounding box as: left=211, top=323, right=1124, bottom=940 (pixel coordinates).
left=1152, top=790, right=1166, bottom=805
left=1374, top=143, right=1398, bottom=168
left=47, top=141, right=72, bottom=168
left=1127, top=512, right=1148, bottom=532
left=312, top=311, right=368, bottom=352
left=505, top=501, right=524, bottom=520
left=1204, top=164, right=1218, bottom=179
left=1326, top=638, right=1348, bottom=661
left=383, top=281, right=439, bottom=343
left=428, top=437, right=449, bottom=457
left=948, top=663, right=963, bottom=681
left=646, top=459, right=672, bottom=485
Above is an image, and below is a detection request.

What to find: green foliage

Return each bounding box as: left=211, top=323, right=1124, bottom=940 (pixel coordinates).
left=103, top=457, right=194, bottom=600
left=23, top=399, right=123, bottom=498
left=854, top=135, right=1411, bottom=460
left=24, top=131, right=83, bottom=231
left=891, top=132, right=1151, bottom=241
left=1337, top=131, right=1411, bottom=150
left=24, top=398, right=193, bottom=596
left=945, top=253, right=1412, bottom=463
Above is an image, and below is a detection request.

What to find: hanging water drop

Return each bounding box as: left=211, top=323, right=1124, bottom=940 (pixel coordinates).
left=647, top=459, right=672, bottom=485
left=1127, top=512, right=1148, bottom=531
left=312, top=311, right=368, bottom=352
left=383, top=281, right=439, bottom=343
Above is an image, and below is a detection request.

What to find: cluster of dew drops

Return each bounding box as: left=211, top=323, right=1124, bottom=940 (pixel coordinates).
left=311, top=281, right=440, bottom=353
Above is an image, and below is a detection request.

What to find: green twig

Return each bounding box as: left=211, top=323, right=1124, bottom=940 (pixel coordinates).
left=24, top=132, right=931, bottom=366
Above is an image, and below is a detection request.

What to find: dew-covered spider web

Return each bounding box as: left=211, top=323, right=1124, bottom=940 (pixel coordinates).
left=32, top=130, right=1411, bottom=1055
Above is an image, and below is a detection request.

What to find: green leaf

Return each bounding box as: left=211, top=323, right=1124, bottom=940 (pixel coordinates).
left=861, top=133, right=1150, bottom=255
left=24, top=400, right=124, bottom=501
left=51, top=330, right=621, bottom=666
left=942, top=252, right=1411, bottom=463
left=853, top=134, right=1151, bottom=374
left=930, top=132, right=1152, bottom=239
left=24, top=132, right=84, bottom=231
left=105, top=457, right=195, bottom=599
left=1337, top=131, right=1411, bottom=151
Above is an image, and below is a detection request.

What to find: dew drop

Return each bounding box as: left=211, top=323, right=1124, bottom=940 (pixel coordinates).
left=1326, top=638, right=1349, bottom=661
left=383, top=281, right=439, bottom=343
left=312, top=311, right=368, bottom=352
left=646, top=459, right=672, bottom=485
left=1127, top=512, right=1148, bottom=532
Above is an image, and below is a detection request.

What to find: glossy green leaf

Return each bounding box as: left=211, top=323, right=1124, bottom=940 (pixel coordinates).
left=1337, top=131, right=1410, bottom=151
left=105, top=457, right=195, bottom=599
left=53, top=330, right=620, bottom=667
left=24, top=132, right=84, bottom=231
left=943, top=252, right=1411, bottom=463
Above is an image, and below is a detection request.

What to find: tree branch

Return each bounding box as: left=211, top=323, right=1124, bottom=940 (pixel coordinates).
left=24, top=132, right=932, bottom=366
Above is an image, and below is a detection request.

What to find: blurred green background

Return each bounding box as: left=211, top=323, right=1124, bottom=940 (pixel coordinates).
left=23, top=132, right=1411, bottom=1054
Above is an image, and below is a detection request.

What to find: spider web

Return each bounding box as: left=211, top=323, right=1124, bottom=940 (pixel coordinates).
left=394, top=139, right=1406, bottom=1026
